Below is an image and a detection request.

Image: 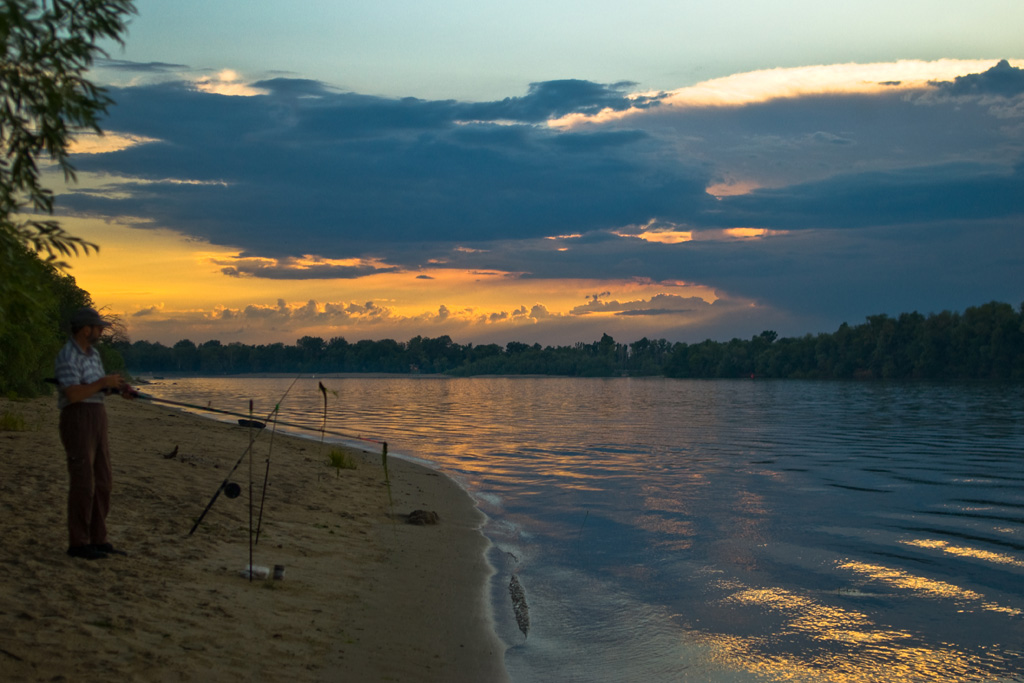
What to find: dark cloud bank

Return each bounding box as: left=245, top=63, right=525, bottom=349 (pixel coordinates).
left=66, top=61, right=1024, bottom=338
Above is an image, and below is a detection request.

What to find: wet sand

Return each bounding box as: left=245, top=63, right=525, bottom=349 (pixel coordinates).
left=0, top=395, right=508, bottom=682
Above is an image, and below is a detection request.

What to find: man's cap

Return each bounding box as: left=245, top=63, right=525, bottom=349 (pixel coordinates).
left=71, top=307, right=110, bottom=328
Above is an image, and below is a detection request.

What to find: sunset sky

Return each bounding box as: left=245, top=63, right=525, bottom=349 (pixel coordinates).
left=52, top=0, right=1024, bottom=347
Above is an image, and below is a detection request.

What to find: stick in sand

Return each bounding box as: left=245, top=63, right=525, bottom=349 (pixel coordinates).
left=254, top=402, right=282, bottom=545
left=248, top=399, right=254, bottom=582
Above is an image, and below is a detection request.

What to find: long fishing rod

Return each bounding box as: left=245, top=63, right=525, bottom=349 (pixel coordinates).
left=132, top=392, right=268, bottom=424
left=186, top=375, right=303, bottom=536
left=134, top=391, right=385, bottom=446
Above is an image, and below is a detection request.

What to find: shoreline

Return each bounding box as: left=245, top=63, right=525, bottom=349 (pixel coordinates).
left=0, top=395, right=509, bottom=682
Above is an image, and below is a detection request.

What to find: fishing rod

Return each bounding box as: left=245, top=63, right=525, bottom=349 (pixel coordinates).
left=49, top=380, right=385, bottom=452
left=185, top=375, right=302, bottom=536
left=133, top=391, right=386, bottom=447
left=132, top=392, right=268, bottom=425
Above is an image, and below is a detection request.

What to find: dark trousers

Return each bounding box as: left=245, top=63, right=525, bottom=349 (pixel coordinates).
left=59, top=403, right=111, bottom=548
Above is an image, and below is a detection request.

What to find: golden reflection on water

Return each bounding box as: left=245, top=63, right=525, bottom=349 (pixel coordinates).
left=838, top=560, right=979, bottom=599
left=701, top=633, right=988, bottom=683
left=747, top=637, right=998, bottom=682
left=837, top=560, right=1022, bottom=617
left=704, top=584, right=990, bottom=682
left=900, top=538, right=1024, bottom=569
left=724, top=587, right=911, bottom=645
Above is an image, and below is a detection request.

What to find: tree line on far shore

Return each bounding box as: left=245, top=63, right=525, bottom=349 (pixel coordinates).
left=113, top=300, right=1024, bottom=381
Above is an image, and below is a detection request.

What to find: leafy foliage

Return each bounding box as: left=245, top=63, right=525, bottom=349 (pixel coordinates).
left=0, top=240, right=93, bottom=395
left=1, top=0, right=135, bottom=265
left=114, top=301, right=1024, bottom=380
left=0, top=0, right=134, bottom=397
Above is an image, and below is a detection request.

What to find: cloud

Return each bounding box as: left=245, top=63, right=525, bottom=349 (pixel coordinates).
left=66, top=77, right=710, bottom=255
left=195, top=70, right=268, bottom=96
left=250, top=77, right=335, bottom=98
left=62, top=60, right=1024, bottom=343
left=97, top=59, right=189, bottom=73
left=131, top=305, right=163, bottom=317
left=68, top=132, right=160, bottom=155
left=117, top=296, right=552, bottom=343
left=548, top=60, right=1021, bottom=128
left=531, top=304, right=553, bottom=320
left=550, top=130, right=650, bottom=152
left=707, top=162, right=1024, bottom=231
left=113, top=288, right=775, bottom=348
left=458, top=79, right=663, bottom=123
left=932, top=59, right=1024, bottom=97
left=216, top=255, right=398, bottom=279
left=570, top=293, right=710, bottom=316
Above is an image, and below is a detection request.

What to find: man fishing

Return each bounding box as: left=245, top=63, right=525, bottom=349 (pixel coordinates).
left=55, top=307, right=134, bottom=560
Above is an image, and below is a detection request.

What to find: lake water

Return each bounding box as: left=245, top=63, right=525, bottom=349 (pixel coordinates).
left=140, top=376, right=1024, bottom=682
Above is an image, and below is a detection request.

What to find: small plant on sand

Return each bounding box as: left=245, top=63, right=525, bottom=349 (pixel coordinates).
left=327, top=448, right=357, bottom=476
left=0, top=411, right=28, bottom=431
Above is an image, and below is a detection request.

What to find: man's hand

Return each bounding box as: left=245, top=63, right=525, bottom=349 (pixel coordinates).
left=100, top=374, right=123, bottom=395
left=65, top=374, right=125, bottom=403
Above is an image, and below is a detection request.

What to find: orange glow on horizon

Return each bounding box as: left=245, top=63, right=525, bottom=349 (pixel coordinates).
left=59, top=216, right=725, bottom=345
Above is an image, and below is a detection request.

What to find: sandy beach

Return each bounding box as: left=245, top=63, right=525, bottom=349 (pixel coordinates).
left=0, top=394, right=508, bottom=682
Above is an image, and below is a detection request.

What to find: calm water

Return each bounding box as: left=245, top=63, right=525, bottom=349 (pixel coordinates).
left=141, top=376, right=1024, bottom=682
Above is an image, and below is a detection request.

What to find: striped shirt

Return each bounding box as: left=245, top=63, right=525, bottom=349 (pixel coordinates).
left=55, top=337, right=107, bottom=411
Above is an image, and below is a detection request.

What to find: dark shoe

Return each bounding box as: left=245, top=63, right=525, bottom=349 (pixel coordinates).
left=92, top=543, right=128, bottom=556
left=67, top=545, right=108, bottom=560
